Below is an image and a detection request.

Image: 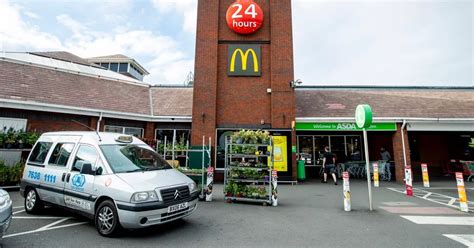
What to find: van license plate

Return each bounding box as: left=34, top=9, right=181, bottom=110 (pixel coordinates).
left=167, top=202, right=188, bottom=213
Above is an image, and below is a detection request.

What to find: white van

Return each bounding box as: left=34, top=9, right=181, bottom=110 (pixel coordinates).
left=20, top=132, right=198, bottom=237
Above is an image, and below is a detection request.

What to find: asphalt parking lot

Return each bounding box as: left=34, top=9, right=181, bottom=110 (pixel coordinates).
left=1, top=180, right=472, bottom=248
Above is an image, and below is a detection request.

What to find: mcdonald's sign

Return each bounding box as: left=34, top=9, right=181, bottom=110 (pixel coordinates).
left=227, top=44, right=261, bottom=76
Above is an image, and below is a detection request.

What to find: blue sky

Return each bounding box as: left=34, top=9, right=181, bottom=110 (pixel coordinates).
left=0, top=0, right=472, bottom=86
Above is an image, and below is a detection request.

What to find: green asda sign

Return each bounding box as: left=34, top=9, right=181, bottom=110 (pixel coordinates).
left=295, top=122, right=397, bottom=131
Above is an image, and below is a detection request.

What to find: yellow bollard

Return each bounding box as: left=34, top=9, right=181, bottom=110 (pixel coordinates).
left=421, top=163, right=430, bottom=188
left=455, top=172, right=469, bottom=212
left=373, top=163, right=379, bottom=187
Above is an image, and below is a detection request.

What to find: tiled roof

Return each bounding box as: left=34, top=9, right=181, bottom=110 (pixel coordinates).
left=0, top=61, right=151, bottom=115
left=296, top=88, right=474, bottom=118
left=30, top=51, right=101, bottom=68
left=151, top=87, right=193, bottom=116
left=87, top=54, right=131, bottom=60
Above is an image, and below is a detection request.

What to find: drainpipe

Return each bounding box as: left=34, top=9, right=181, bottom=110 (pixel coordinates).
left=97, top=112, right=103, bottom=131
left=401, top=120, right=407, bottom=167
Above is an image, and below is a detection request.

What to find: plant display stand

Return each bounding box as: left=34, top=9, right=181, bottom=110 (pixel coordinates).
left=163, top=136, right=212, bottom=201
left=224, top=131, right=275, bottom=206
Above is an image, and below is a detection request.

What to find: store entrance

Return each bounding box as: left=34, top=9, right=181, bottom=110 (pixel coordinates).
left=297, top=133, right=363, bottom=179
left=297, top=131, right=396, bottom=182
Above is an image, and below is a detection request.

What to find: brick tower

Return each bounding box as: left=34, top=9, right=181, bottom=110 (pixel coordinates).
left=192, top=0, right=296, bottom=179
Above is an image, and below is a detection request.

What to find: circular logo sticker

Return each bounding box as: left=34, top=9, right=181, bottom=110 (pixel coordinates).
left=226, top=0, right=264, bottom=35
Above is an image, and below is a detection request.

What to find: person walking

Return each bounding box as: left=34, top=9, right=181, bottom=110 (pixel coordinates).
left=380, top=147, right=391, bottom=162
left=322, top=146, right=337, bottom=185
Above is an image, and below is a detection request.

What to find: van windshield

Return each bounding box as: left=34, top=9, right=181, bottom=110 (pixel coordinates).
left=100, top=144, right=171, bottom=173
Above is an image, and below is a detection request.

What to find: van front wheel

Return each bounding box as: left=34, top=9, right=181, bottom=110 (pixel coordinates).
left=95, top=200, right=121, bottom=237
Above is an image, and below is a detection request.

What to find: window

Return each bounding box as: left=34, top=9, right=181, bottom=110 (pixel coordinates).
left=298, top=136, right=313, bottom=165
left=297, top=135, right=362, bottom=166
left=119, top=63, right=128, bottom=72
left=29, top=142, right=53, bottom=164
left=110, top=63, right=119, bottom=72
left=104, top=125, right=143, bottom=138
left=100, top=63, right=109, bottom=69
left=155, top=129, right=191, bottom=156
left=100, top=144, right=170, bottom=173
left=73, top=145, right=98, bottom=171
left=48, top=143, right=75, bottom=166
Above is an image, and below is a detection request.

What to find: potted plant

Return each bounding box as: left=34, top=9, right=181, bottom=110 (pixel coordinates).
left=5, top=128, right=16, bottom=149
left=17, top=130, right=27, bottom=149
left=0, top=132, right=5, bottom=149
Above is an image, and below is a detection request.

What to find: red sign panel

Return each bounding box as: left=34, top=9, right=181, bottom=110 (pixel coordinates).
left=226, top=0, right=264, bottom=35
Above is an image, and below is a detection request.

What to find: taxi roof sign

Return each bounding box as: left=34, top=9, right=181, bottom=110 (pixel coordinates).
left=115, top=135, right=133, bottom=143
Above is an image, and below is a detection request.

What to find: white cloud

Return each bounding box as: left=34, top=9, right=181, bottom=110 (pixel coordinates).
left=57, top=19, right=193, bottom=84
left=152, top=0, right=197, bottom=34
left=0, top=0, right=193, bottom=85
left=24, top=11, right=39, bottom=19
left=0, top=0, right=62, bottom=51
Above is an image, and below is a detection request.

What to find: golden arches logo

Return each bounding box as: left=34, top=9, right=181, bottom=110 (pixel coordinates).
left=230, top=48, right=259, bottom=72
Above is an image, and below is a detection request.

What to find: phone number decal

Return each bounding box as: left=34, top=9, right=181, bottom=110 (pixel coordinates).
left=28, top=171, right=41, bottom=180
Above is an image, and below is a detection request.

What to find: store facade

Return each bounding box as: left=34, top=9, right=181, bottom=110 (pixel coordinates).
left=0, top=0, right=473, bottom=183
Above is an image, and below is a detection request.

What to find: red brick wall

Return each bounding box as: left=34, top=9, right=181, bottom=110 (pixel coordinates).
left=192, top=0, right=296, bottom=178
left=392, top=123, right=411, bottom=183
left=191, top=0, right=220, bottom=146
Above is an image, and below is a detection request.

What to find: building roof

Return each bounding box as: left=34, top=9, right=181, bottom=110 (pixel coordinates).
left=1, top=51, right=473, bottom=123
left=87, top=54, right=150, bottom=75
left=30, top=51, right=102, bottom=68
left=296, top=87, right=474, bottom=119
left=151, top=87, right=193, bottom=116
left=0, top=60, right=151, bottom=116
left=1, top=52, right=143, bottom=84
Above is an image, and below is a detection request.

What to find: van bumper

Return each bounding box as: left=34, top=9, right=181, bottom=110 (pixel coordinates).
left=116, top=192, right=199, bottom=229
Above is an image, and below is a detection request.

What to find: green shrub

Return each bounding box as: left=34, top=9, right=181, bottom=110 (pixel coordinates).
left=0, top=160, right=25, bottom=186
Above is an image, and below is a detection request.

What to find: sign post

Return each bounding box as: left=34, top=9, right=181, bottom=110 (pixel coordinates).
left=405, top=165, right=413, bottom=196
left=373, top=163, right=379, bottom=187
left=355, top=104, right=373, bottom=211
left=421, top=163, right=430, bottom=188
left=271, top=170, right=278, bottom=206
left=206, top=166, right=214, bottom=202
left=343, top=172, right=351, bottom=211
left=455, top=172, right=469, bottom=212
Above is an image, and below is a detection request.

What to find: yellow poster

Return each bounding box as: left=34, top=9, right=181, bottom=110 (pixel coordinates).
left=271, top=136, right=287, bottom=172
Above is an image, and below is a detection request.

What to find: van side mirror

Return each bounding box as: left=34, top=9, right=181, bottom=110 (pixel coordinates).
left=80, top=163, right=94, bottom=175
left=96, top=167, right=103, bottom=176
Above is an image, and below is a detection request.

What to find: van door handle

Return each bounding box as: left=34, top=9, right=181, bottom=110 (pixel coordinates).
left=61, top=173, right=66, bottom=182
left=66, top=173, right=71, bottom=183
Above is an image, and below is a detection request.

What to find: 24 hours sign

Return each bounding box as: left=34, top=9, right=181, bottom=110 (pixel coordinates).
left=226, top=0, right=263, bottom=35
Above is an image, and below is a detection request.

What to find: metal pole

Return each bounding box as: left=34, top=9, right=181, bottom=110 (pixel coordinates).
left=363, top=129, right=373, bottom=211
left=172, top=130, right=176, bottom=162
left=401, top=120, right=408, bottom=167
left=164, top=136, right=167, bottom=158
left=185, top=140, right=189, bottom=168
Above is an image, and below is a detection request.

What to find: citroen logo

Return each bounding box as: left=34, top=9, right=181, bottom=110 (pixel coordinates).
left=173, top=189, right=181, bottom=199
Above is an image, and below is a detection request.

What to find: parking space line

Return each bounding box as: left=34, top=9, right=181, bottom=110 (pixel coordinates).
left=422, top=192, right=432, bottom=199
left=13, top=209, right=25, bottom=215
left=13, top=216, right=65, bottom=219
left=386, top=187, right=473, bottom=212
left=448, top=198, right=457, bottom=206
left=43, top=222, right=89, bottom=231
left=12, top=206, right=24, bottom=209
left=4, top=217, right=88, bottom=239
left=38, top=217, right=71, bottom=231
left=443, top=234, right=474, bottom=247
left=401, top=216, right=474, bottom=225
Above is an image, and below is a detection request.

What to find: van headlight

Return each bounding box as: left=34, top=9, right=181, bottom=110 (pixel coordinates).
left=0, top=192, right=11, bottom=207
left=131, top=191, right=158, bottom=203
left=188, top=182, right=198, bottom=194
